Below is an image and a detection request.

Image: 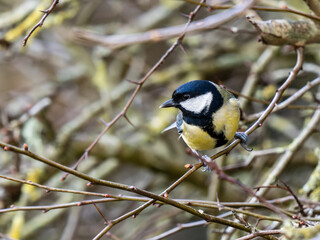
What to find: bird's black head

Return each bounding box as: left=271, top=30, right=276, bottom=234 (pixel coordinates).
left=160, top=80, right=223, bottom=118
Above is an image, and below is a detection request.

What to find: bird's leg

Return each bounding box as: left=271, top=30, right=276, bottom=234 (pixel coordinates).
left=191, top=149, right=212, bottom=172
left=234, top=132, right=252, bottom=151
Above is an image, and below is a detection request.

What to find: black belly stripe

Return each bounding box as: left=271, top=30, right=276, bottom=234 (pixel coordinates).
left=183, top=115, right=228, bottom=147
left=202, top=125, right=228, bottom=147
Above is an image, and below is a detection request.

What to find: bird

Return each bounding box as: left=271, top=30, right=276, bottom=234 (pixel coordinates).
left=160, top=80, right=250, bottom=169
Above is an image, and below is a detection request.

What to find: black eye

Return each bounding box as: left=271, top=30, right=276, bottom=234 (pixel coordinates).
left=182, top=94, right=190, bottom=100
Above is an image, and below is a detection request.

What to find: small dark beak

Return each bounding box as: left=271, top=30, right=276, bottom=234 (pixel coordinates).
left=159, top=99, right=176, bottom=108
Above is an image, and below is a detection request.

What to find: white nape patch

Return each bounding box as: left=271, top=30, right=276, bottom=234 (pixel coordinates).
left=180, top=92, right=213, bottom=114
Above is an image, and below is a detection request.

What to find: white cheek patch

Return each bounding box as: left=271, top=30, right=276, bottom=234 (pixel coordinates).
left=180, top=92, right=213, bottom=114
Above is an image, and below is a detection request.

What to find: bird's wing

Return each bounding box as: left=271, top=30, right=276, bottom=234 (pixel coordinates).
left=161, top=121, right=177, bottom=133
left=161, top=111, right=184, bottom=134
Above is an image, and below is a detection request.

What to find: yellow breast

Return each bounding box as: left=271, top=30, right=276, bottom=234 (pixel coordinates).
left=212, top=98, right=240, bottom=140
left=181, top=122, right=217, bottom=151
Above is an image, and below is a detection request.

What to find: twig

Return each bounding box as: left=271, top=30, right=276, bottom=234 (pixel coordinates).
left=10, top=97, right=52, bottom=129
left=22, top=0, right=59, bottom=47
left=0, top=173, right=114, bottom=198
left=254, top=185, right=288, bottom=192
left=223, top=147, right=285, bottom=171
left=106, top=232, right=120, bottom=240
left=279, top=180, right=305, bottom=216
left=0, top=198, right=118, bottom=213
left=236, top=230, right=282, bottom=240
left=92, top=202, right=109, bottom=224
left=3, top=195, right=320, bottom=222
left=228, top=88, right=320, bottom=111
left=23, top=0, right=59, bottom=46
left=147, top=220, right=207, bottom=240
left=245, top=77, right=320, bottom=122
left=254, top=182, right=307, bottom=218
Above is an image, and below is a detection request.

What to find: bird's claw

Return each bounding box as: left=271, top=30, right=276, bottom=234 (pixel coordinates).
left=199, top=155, right=212, bottom=172
left=191, top=149, right=212, bottom=172
left=234, top=132, right=252, bottom=152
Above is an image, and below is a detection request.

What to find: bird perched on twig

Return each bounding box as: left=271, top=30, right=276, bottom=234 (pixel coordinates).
left=160, top=80, right=251, bottom=170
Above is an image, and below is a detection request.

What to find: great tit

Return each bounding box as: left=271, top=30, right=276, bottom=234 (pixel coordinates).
left=160, top=80, right=250, bottom=155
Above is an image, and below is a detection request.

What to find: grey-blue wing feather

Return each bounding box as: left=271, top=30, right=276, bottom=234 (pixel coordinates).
left=161, top=122, right=176, bottom=133
left=161, top=110, right=183, bottom=134
left=176, top=110, right=183, bottom=134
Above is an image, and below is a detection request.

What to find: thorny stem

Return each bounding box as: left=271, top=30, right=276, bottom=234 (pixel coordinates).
left=23, top=0, right=59, bottom=46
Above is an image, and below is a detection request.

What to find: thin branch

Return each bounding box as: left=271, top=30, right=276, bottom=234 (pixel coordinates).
left=147, top=220, right=207, bottom=240
left=2, top=196, right=320, bottom=222
left=92, top=202, right=109, bottom=224
left=23, top=0, right=59, bottom=46
left=228, top=88, right=320, bottom=112
left=279, top=180, right=305, bottom=216
left=236, top=230, right=282, bottom=240
left=0, top=198, right=119, bottom=213
left=10, top=97, right=52, bottom=128
left=0, top=174, right=113, bottom=198
left=223, top=147, right=285, bottom=171
left=184, top=0, right=320, bottom=22
left=245, top=77, right=320, bottom=122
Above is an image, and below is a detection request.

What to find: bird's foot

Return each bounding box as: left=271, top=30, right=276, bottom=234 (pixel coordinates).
left=201, top=155, right=212, bottom=172
left=234, top=132, right=252, bottom=152
left=194, top=153, right=211, bottom=172
left=191, top=149, right=212, bottom=172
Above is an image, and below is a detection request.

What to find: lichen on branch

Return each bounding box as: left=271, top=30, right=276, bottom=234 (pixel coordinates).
left=248, top=16, right=320, bottom=46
